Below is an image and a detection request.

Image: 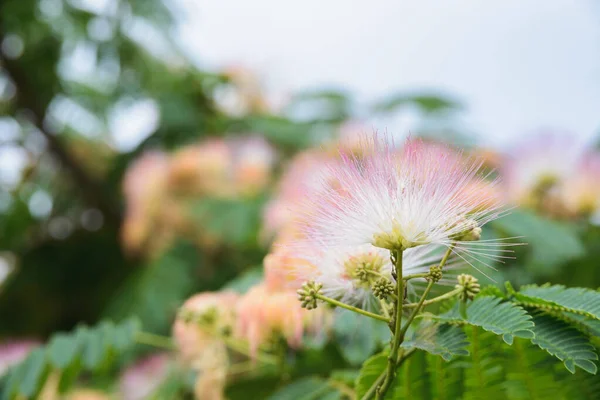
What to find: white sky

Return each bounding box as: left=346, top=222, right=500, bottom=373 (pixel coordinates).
left=176, top=0, right=600, bottom=146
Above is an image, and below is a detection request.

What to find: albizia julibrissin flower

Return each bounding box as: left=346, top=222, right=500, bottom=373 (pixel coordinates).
left=173, top=291, right=239, bottom=366
left=295, top=135, right=505, bottom=267
left=502, top=132, right=600, bottom=219
left=235, top=282, right=328, bottom=358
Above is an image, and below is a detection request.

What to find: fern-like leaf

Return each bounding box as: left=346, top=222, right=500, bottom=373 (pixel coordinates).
left=0, top=317, right=141, bottom=399
left=401, top=323, right=469, bottom=361
left=530, top=313, right=598, bottom=374
left=504, top=339, right=565, bottom=400
left=516, top=284, right=600, bottom=320
left=462, top=327, right=505, bottom=400
left=436, top=296, right=535, bottom=345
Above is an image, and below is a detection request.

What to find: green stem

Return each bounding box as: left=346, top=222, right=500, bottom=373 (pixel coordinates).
left=315, top=293, right=390, bottom=323
left=135, top=332, right=175, bottom=350
left=403, top=287, right=462, bottom=309
left=439, top=245, right=455, bottom=269
left=361, top=348, right=415, bottom=400
left=376, top=248, right=404, bottom=399
left=227, top=361, right=258, bottom=376
left=222, top=336, right=278, bottom=365
left=402, top=272, right=429, bottom=281
left=398, top=279, right=434, bottom=340
left=379, top=299, right=391, bottom=319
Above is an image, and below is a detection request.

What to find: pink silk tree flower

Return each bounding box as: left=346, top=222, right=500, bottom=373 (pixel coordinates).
left=173, top=291, right=239, bottom=366
left=501, top=132, right=600, bottom=219
left=560, top=152, right=600, bottom=218
left=294, top=135, right=505, bottom=271
left=235, top=282, right=327, bottom=358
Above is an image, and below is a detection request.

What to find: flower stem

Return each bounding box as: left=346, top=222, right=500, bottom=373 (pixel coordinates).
left=135, top=331, right=175, bottom=350
left=403, top=287, right=462, bottom=309
left=222, top=336, right=278, bottom=365
left=315, top=293, right=390, bottom=323
left=376, top=248, right=404, bottom=399
left=361, top=348, right=415, bottom=400
left=402, top=272, right=429, bottom=281
left=439, top=245, right=455, bottom=269
left=398, top=279, right=434, bottom=340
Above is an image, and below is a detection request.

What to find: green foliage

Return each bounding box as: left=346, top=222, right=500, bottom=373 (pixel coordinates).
left=332, top=309, right=389, bottom=365
left=267, top=377, right=342, bottom=400
left=190, top=197, right=265, bottom=245
left=103, top=241, right=201, bottom=333
left=462, top=327, right=506, bottom=400
left=492, top=210, right=585, bottom=278
left=529, top=313, right=598, bottom=374
left=437, top=296, right=535, bottom=345
left=355, top=352, right=391, bottom=399
left=1, top=318, right=140, bottom=399
left=223, top=266, right=264, bottom=293
left=516, top=284, right=600, bottom=320
left=401, top=323, right=469, bottom=361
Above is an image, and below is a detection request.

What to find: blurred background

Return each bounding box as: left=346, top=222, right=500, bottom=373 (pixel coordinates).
left=1, top=0, right=600, bottom=398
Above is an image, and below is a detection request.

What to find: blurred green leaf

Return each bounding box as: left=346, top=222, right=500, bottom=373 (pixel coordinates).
left=492, top=209, right=585, bottom=276
left=372, top=92, right=462, bottom=114
left=333, top=309, right=390, bottom=365
left=267, top=377, right=339, bottom=400
left=402, top=324, right=470, bottom=361
left=17, top=349, right=48, bottom=399
left=223, top=266, right=263, bottom=294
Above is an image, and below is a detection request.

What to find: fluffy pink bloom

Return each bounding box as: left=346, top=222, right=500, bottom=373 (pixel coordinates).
left=167, top=135, right=276, bottom=199
left=173, top=291, right=239, bottom=366
left=231, top=136, right=277, bottom=197
left=502, top=133, right=584, bottom=207
left=502, top=132, right=600, bottom=219
left=271, top=136, right=504, bottom=305
left=262, top=150, right=342, bottom=241
left=121, top=152, right=170, bottom=254
left=560, top=152, right=600, bottom=217
left=235, top=283, right=326, bottom=358
left=0, top=340, right=39, bottom=376
left=120, top=353, right=171, bottom=400
left=297, top=135, right=503, bottom=252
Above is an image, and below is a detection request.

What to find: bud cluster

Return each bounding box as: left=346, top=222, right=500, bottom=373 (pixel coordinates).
left=372, top=278, right=395, bottom=299
left=426, top=265, right=443, bottom=282
left=456, top=274, right=480, bottom=301
left=297, top=281, right=323, bottom=310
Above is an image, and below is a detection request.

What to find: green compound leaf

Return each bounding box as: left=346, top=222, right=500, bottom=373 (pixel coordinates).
left=530, top=313, right=598, bottom=374
left=17, top=349, right=49, bottom=399
left=1, top=317, right=142, bottom=398
left=436, top=296, right=535, bottom=345
left=515, top=284, right=600, bottom=321
left=402, top=324, right=470, bottom=361
left=355, top=352, right=387, bottom=400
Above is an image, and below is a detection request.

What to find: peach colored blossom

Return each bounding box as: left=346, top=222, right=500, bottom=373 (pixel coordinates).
left=235, top=283, right=326, bottom=358
left=173, top=291, right=239, bottom=366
